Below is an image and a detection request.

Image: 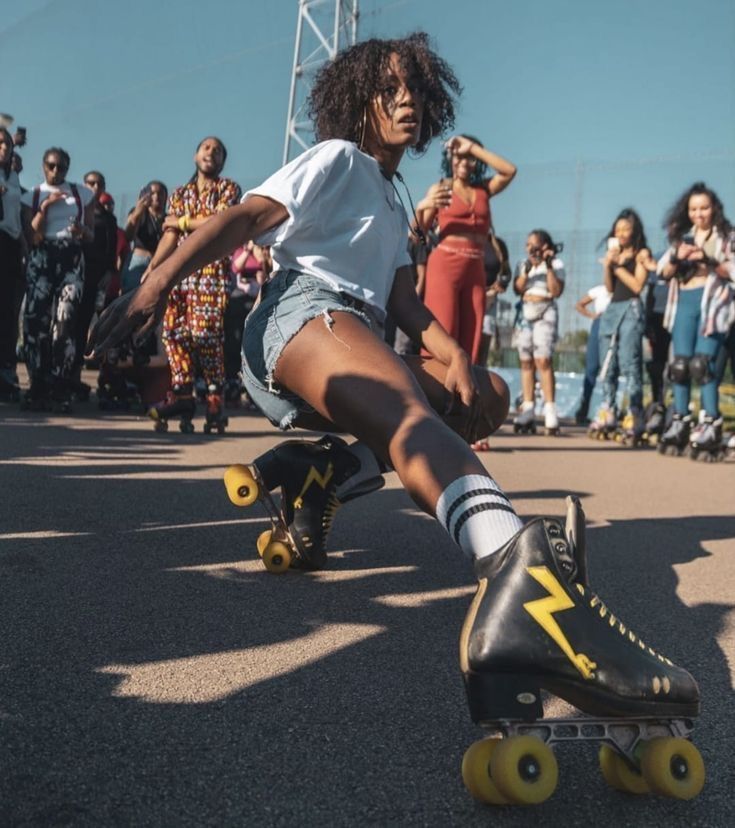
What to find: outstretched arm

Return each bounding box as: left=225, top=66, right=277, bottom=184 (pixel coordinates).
left=89, top=196, right=288, bottom=353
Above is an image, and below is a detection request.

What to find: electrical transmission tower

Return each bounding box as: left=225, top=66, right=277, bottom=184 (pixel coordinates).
left=283, top=0, right=359, bottom=164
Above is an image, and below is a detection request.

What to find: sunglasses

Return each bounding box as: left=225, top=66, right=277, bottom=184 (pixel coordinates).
left=85, top=179, right=103, bottom=187
left=46, top=162, right=68, bottom=171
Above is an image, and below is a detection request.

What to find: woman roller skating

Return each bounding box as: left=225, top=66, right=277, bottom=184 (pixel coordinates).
left=91, top=33, right=703, bottom=805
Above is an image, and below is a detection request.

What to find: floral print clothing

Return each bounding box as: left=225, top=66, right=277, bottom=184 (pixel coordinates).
left=163, top=177, right=241, bottom=388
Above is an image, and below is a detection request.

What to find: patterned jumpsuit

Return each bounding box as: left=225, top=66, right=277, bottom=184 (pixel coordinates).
left=163, top=178, right=241, bottom=391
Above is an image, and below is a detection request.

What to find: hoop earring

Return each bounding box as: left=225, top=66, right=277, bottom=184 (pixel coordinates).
left=358, top=107, right=367, bottom=151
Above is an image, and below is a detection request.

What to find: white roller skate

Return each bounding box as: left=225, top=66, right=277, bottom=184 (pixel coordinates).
left=689, top=415, right=724, bottom=462
left=543, top=401, right=560, bottom=436
left=513, top=401, right=536, bottom=435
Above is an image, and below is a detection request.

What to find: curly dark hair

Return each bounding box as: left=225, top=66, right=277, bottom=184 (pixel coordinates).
left=308, top=32, right=461, bottom=155
left=440, top=134, right=487, bottom=185
left=663, top=181, right=731, bottom=242
left=600, top=208, right=648, bottom=253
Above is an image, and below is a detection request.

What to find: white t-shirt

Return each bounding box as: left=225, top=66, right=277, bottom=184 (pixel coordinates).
left=0, top=169, right=22, bottom=240
left=515, top=258, right=566, bottom=299
left=244, top=139, right=412, bottom=316
left=20, top=181, right=94, bottom=240
left=587, top=284, right=611, bottom=316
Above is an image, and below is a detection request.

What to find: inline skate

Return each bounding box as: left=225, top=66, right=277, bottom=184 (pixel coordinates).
left=657, top=414, right=691, bottom=457
left=460, top=496, right=703, bottom=805
left=513, top=402, right=537, bottom=435
left=689, top=415, right=724, bottom=462
left=588, top=403, right=616, bottom=440
left=148, top=384, right=196, bottom=433
left=543, top=401, right=560, bottom=436
left=203, top=385, right=228, bottom=435
left=224, top=437, right=384, bottom=572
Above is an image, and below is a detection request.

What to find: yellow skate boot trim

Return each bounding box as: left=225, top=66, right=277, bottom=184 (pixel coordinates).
left=293, top=462, right=334, bottom=510
left=523, top=566, right=597, bottom=680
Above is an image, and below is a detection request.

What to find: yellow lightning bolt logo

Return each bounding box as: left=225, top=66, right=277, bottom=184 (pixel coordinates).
left=293, top=463, right=334, bottom=509
left=523, top=566, right=597, bottom=680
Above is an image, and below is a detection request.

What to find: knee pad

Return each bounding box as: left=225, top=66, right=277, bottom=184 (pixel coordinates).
left=668, top=356, right=689, bottom=384
left=689, top=353, right=714, bottom=384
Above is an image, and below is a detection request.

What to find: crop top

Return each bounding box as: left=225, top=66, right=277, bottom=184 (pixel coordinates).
left=514, top=257, right=566, bottom=299
left=611, top=258, right=638, bottom=302
left=130, top=210, right=163, bottom=255
left=437, top=185, right=490, bottom=242
left=245, top=139, right=412, bottom=318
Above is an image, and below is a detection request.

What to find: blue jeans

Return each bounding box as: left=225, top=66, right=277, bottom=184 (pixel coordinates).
left=670, top=287, right=724, bottom=416
left=598, top=299, right=644, bottom=410
left=579, top=316, right=600, bottom=414
left=121, top=252, right=151, bottom=294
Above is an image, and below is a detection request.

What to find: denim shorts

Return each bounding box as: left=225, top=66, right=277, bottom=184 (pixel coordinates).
left=241, top=269, right=374, bottom=430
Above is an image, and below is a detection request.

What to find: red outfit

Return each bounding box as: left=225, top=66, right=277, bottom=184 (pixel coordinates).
left=423, top=186, right=491, bottom=363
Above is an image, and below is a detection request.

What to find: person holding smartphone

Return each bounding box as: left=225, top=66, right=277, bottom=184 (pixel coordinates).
left=122, top=180, right=168, bottom=294
left=512, top=229, right=565, bottom=435
left=657, top=182, right=735, bottom=459
left=589, top=209, right=653, bottom=441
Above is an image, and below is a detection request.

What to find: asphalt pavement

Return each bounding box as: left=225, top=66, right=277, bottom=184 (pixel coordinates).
left=0, top=391, right=733, bottom=826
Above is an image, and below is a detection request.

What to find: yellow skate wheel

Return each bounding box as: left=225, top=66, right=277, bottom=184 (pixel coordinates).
left=598, top=745, right=643, bottom=792
left=256, top=530, right=273, bottom=558
left=603, top=746, right=650, bottom=794
left=490, top=735, right=558, bottom=805
left=640, top=738, right=705, bottom=800
left=262, top=540, right=292, bottom=574
left=224, top=464, right=259, bottom=506
left=461, top=738, right=511, bottom=805
left=599, top=745, right=625, bottom=791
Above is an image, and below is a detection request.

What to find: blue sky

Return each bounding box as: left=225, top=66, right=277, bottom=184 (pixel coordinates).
left=2, top=0, right=734, bottom=326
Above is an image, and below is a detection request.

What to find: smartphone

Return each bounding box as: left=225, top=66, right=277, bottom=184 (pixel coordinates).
left=607, top=237, right=620, bottom=252
left=682, top=234, right=695, bottom=246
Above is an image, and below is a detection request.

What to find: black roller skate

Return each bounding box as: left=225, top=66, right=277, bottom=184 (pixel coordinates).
left=689, top=415, right=724, bottom=462
left=224, top=377, right=243, bottom=408
left=657, top=413, right=690, bottom=457
left=513, top=403, right=537, bottom=434
left=459, top=496, right=702, bottom=806
left=50, top=378, right=73, bottom=414
left=68, top=375, right=91, bottom=402
left=203, top=385, right=228, bottom=435
left=0, top=368, right=21, bottom=403
left=224, top=436, right=384, bottom=572
left=642, top=402, right=666, bottom=446
left=20, top=377, right=52, bottom=412
left=148, top=385, right=196, bottom=433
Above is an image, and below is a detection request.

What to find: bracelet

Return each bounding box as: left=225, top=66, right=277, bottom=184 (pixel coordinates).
left=177, top=215, right=191, bottom=233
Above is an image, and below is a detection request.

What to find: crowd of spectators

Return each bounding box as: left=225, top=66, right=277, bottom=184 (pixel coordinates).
left=1, top=118, right=733, bottom=456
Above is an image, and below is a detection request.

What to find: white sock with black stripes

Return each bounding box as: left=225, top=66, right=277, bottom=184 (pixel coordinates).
left=435, top=474, right=524, bottom=561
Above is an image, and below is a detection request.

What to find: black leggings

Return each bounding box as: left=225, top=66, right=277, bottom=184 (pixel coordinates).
left=0, top=230, right=23, bottom=370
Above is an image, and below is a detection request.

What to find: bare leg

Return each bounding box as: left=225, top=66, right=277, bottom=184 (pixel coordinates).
left=536, top=357, right=555, bottom=402
left=520, top=359, right=535, bottom=402
left=274, top=312, right=509, bottom=513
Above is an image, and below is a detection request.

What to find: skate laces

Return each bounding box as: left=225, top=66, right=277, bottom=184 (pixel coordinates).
left=322, top=491, right=341, bottom=539
left=573, top=583, right=673, bottom=666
